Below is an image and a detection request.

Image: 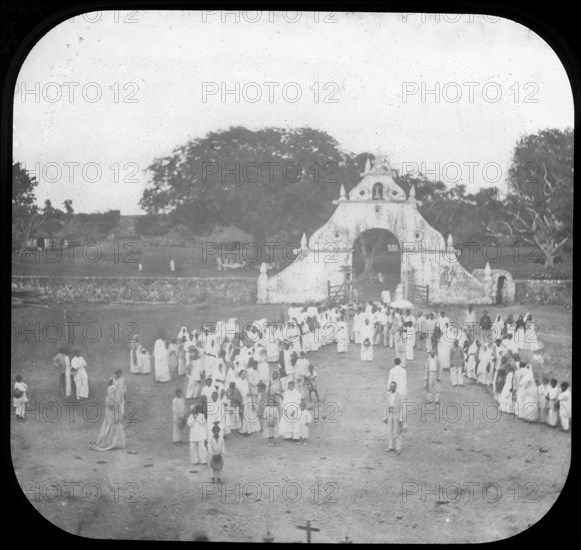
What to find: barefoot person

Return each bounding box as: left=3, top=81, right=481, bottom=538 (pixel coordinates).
left=279, top=381, right=302, bottom=442
left=425, top=350, right=442, bottom=403
left=383, top=381, right=404, bottom=454
left=71, top=349, right=89, bottom=400
left=172, top=388, right=188, bottom=445
left=93, top=382, right=126, bottom=451
left=208, top=424, right=225, bottom=483
left=154, top=333, right=171, bottom=382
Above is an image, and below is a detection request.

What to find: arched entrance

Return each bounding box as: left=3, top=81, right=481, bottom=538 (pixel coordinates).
left=352, top=228, right=400, bottom=301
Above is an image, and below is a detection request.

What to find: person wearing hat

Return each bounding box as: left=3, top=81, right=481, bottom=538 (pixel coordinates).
left=71, top=349, right=89, bottom=400
left=208, top=423, right=225, bottom=482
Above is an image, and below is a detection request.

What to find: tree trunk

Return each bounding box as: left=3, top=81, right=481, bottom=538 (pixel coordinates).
left=544, top=253, right=554, bottom=269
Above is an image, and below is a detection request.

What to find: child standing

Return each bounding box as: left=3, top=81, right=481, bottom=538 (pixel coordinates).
left=558, top=382, right=571, bottom=431
left=262, top=399, right=280, bottom=446
left=298, top=400, right=313, bottom=446
left=13, top=375, right=29, bottom=421
left=305, top=364, right=320, bottom=402
left=208, top=424, right=225, bottom=483
left=187, top=405, right=207, bottom=465
left=546, top=379, right=559, bottom=427
left=172, top=388, right=188, bottom=445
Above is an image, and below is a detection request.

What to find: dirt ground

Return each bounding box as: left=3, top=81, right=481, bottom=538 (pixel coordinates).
left=11, top=303, right=571, bottom=542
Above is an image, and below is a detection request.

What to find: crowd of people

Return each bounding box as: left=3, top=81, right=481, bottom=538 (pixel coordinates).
left=13, top=295, right=571, bottom=479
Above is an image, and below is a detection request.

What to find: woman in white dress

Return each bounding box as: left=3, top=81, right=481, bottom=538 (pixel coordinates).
left=137, top=346, right=152, bottom=374
left=437, top=331, right=452, bottom=371
left=498, top=364, right=515, bottom=414
left=154, top=336, right=171, bottom=382
left=515, top=364, right=537, bottom=421
left=466, top=340, right=479, bottom=380
left=336, top=316, right=349, bottom=353
left=71, top=350, right=89, bottom=399
left=523, top=314, right=541, bottom=351
left=278, top=381, right=302, bottom=441
left=514, top=315, right=526, bottom=348
left=236, top=370, right=260, bottom=435
left=477, top=344, right=491, bottom=385
left=353, top=309, right=364, bottom=345
left=177, top=327, right=190, bottom=376
left=130, top=335, right=140, bottom=374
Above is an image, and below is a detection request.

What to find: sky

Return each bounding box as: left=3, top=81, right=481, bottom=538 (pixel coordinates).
left=13, top=11, right=574, bottom=214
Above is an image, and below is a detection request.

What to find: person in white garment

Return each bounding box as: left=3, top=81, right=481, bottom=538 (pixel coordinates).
left=360, top=318, right=374, bottom=362
left=450, top=340, right=465, bottom=387
left=278, top=381, right=302, bottom=441
left=186, top=346, right=203, bottom=399
left=381, top=288, right=391, bottom=306
left=53, top=347, right=71, bottom=397
left=465, top=339, right=479, bottom=380
left=463, top=305, right=477, bottom=342
left=336, top=316, right=349, bottom=353
left=71, top=349, right=89, bottom=400
left=403, top=310, right=416, bottom=361
left=387, top=358, right=407, bottom=397
left=425, top=350, right=442, bottom=403
left=545, top=378, right=559, bottom=427
left=383, top=381, right=404, bottom=454
left=154, top=334, right=171, bottom=382
left=425, top=313, right=436, bottom=353
left=176, top=327, right=191, bottom=376
left=13, top=375, right=29, bottom=420
left=557, top=382, right=571, bottom=431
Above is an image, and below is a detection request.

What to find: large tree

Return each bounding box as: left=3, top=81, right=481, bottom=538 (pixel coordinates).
left=486, top=128, right=573, bottom=268
left=141, top=126, right=364, bottom=241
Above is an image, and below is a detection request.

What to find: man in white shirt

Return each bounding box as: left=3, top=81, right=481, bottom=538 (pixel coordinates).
left=424, top=350, right=442, bottom=403
left=383, top=381, right=404, bottom=454
left=381, top=288, right=391, bottom=306
left=387, top=358, right=407, bottom=397
left=402, top=310, right=417, bottom=360
left=424, top=313, right=436, bottom=352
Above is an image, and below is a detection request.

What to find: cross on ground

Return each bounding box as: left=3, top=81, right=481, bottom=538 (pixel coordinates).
left=297, top=520, right=320, bottom=543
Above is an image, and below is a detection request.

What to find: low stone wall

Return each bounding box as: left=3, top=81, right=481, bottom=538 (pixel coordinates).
left=514, top=279, right=572, bottom=307
left=12, top=276, right=257, bottom=305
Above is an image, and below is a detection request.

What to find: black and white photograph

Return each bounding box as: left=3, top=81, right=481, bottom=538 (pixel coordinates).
left=10, top=10, right=573, bottom=543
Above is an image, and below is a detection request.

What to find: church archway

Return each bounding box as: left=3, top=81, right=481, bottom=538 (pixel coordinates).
left=352, top=228, right=400, bottom=301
